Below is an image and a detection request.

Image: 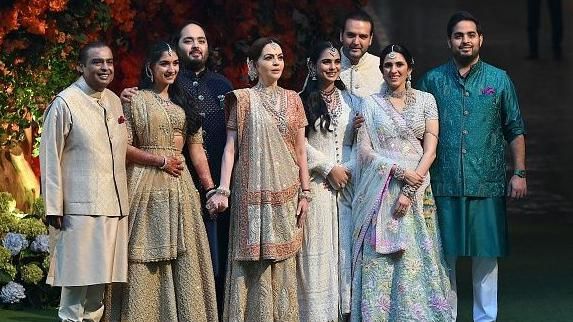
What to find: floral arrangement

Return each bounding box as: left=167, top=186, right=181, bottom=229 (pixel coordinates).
left=0, top=192, right=57, bottom=308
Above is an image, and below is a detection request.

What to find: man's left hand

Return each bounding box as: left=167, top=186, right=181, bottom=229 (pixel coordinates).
left=507, top=175, right=527, bottom=199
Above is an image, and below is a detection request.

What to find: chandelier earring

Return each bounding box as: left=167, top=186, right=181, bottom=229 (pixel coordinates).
left=247, top=58, right=258, bottom=81
left=306, top=58, right=317, bottom=81
left=406, top=74, right=412, bottom=90
left=145, top=64, right=154, bottom=83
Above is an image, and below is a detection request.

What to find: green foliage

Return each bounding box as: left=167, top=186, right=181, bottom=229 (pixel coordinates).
left=0, top=192, right=17, bottom=215
left=20, top=264, right=43, bottom=285
left=14, top=219, right=46, bottom=239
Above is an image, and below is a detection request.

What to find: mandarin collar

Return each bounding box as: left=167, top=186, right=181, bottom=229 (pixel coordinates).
left=75, top=76, right=103, bottom=99
left=341, top=48, right=371, bottom=69
left=449, top=58, right=483, bottom=80
left=181, top=67, right=207, bottom=80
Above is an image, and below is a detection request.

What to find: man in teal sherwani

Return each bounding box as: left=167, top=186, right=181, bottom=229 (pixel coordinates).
left=418, top=11, right=527, bottom=322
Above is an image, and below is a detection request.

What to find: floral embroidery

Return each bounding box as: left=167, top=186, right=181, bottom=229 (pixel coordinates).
left=117, top=115, right=126, bottom=124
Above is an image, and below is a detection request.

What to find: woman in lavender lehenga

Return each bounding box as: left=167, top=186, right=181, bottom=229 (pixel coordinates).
left=350, top=44, right=454, bottom=321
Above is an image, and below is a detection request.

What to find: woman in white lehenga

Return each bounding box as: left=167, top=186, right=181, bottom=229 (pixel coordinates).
left=297, top=41, right=359, bottom=321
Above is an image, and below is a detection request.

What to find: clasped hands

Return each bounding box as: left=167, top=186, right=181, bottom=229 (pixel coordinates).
left=161, top=156, right=184, bottom=177
left=205, top=193, right=228, bottom=217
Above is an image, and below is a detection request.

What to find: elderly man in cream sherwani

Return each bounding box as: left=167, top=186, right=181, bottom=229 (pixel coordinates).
left=40, top=42, right=128, bottom=322
left=337, top=9, right=385, bottom=318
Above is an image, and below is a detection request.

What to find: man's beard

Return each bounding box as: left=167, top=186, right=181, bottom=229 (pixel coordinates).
left=453, top=49, right=479, bottom=67
left=185, top=58, right=206, bottom=72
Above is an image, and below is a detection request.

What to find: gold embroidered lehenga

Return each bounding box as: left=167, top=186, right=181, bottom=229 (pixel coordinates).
left=105, top=90, right=217, bottom=321
left=222, top=87, right=307, bottom=322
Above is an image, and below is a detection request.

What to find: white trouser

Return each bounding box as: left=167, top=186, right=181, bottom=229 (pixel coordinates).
left=58, top=284, right=105, bottom=322
left=447, top=257, right=498, bottom=322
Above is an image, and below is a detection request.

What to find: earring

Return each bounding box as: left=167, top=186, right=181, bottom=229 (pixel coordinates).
left=406, top=74, right=412, bottom=89
left=247, top=58, right=258, bottom=81
left=306, top=58, right=317, bottom=81
left=145, top=65, right=154, bottom=83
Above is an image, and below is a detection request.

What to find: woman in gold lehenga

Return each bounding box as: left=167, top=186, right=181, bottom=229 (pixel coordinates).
left=105, top=42, right=217, bottom=321
left=207, top=37, right=311, bottom=321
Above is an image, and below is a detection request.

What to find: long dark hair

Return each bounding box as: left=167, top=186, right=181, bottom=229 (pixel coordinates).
left=379, top=44, right=415, bottom=69
left=139, top=41, right=201, bottom=135
left=300, top=41, right=346, bottom=134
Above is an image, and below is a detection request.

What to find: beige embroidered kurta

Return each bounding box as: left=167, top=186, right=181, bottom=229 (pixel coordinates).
left=223, top=88, right=307, bottom=322
left=298, top=89, right=356, bottom=321
left=40, top=77, right=129, bottom=287
left=340, top=51, right=384, bottom=97
left=104, top=90, right=217, bottom=322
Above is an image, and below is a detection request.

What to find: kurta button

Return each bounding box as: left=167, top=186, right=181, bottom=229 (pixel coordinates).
left=464, top=91, right=470, bottom=96
left=462, top=148, right=467, bottom=154
left=462, top=129, right=468, bottom=135
left=198, top=95, right=204, bottom=101
left=193, top=81, right=199, bottom=87
left=463, top=110, right=469, bottom=115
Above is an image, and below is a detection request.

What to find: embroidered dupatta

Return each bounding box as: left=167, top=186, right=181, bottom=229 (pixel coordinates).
left=229, top=88, right=304, bottom=261
left=351, top=94, right=430, bottom=266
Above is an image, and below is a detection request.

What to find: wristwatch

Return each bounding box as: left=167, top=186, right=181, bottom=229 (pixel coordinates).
left=513, top=169, right=526, bottom=178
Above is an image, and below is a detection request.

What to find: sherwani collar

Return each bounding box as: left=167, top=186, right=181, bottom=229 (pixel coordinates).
left=341, top=48, right=372, bottom=70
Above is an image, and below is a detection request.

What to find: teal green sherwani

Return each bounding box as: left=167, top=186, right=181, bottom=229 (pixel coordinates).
left=417, top=60, right=525, bottom=257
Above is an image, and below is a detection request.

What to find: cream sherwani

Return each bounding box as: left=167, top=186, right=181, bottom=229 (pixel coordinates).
left=40, top=76, right=128, bottom=321
left=337, top=50, right=384, bottom=315
left=340, top=51, right=384, bottom=98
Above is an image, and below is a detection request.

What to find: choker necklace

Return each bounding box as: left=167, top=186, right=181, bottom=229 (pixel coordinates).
left=320, top=86, right=336, bottom=103
left=387, top=89, right=406, bottom=99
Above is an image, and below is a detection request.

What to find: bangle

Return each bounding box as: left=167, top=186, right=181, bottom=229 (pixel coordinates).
left=401, top=184, right=417, bottom=201
left=215, top=187, right=231, bottom=197
left=159, top=156, right=167, bottom=170
left=299, top=190, right=312, bottom=202
left=394, top=166, right=406, bottom=181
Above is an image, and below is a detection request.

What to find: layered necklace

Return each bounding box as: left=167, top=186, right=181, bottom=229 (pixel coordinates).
left=382, top=85, right=415, bottom=111
left=321, top=86, right=342, bottom=127
left=254, top=83, right=287, bottom=134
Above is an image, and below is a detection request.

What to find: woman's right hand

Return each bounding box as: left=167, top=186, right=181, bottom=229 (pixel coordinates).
left=327, top=165, right=351, bottom=190
left=403, top=169, right=424, bottom=188
left=206, top=194, right=229, bottom=215
left=161, top=156, right=184, bottom=177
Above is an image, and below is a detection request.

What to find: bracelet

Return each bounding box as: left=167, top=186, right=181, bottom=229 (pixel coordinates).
left=159, top=156, right=167, bottom=170
left=215, top=187, right=231, bottom=197
left=205, top=187, right=216, bottom=199
left=394, top=166, right=406, bottom=181
left=424, top=131, right=439, bottom=141
left=299, top=190, right=312, bottom=202
left=401, top=184, right=417, bottom=201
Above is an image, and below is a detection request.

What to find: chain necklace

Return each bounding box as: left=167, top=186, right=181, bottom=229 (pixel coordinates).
left=151, top=91, right=173, bottom=107
left=254, top=83, right=287, bottom=134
